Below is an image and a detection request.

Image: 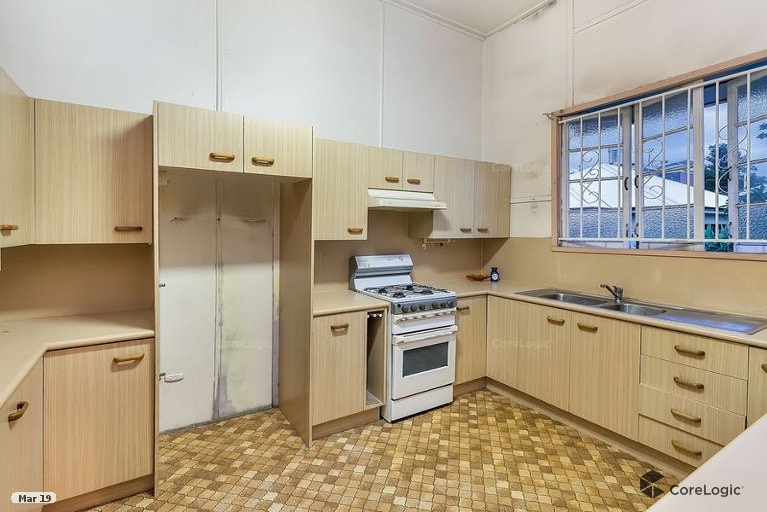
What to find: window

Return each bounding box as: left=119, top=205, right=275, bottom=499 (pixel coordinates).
left=558, top=60, right=767, bottom=254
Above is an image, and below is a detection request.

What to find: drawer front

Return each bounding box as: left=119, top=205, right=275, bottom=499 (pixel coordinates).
left=639, top=384, right=745, bottom=445
left=640, top=355, right=747, bottom=414
left=642, top=326, right=748, bottom=378
left=638, top=416, right=722, bottom=467
left=747, top=346, right=767, bottom=426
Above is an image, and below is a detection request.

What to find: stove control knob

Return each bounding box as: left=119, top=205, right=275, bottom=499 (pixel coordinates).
left=432, top=301, right=440, bottom=309
left=447, top=299, right=456, bottom=308
left=401, top=305, right=410, bottom=313
left=418, top=304, right=427, bottom=311
left=440, top=302, right=448, bottom=308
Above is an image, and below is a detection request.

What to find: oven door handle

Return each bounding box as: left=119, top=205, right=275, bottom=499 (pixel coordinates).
left=392, top=325, right=457, bottom=345
left=393, top=309, right=456, bottom=323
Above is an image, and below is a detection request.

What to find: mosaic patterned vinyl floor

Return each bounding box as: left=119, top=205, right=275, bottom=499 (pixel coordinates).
left=90, top=390, right=677, bottom=511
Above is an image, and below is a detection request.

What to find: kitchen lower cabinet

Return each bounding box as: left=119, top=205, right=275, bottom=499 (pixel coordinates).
left=244, top=117, right=312, bottom=179
left=313, top=139, right=368, bottom=240
left=569, top=313, right=640, bottom=440
left=455, top=296, right=487, bottom=385
left=1, top=360, right=43, bottom=512
left=35, top=100, right=152, bottom=243
left=311, top=312, right=366, bottom=425
left=486, top=296, right=517, bottom=387
left=515, top=302, right=571, bottom=410
left=748, top=346, right=767, bottom=426
left=44, top=339, right=154, bottom=501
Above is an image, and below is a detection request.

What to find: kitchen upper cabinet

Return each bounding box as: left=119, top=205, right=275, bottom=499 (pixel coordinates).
left=409, top=156, right=474, bottom=239
left=368, top=147, right=404, bottom=190
left=402, top=151, right=434, bottom=192
left=244, top=117, right=312, bottom=179
left=748, top=346, right=767, bottom=427
left=311, top=312, right=366, bottom=425
left=569, top=313, right=640, bottom=440
left=0, top=67, right=34, bottom=262
left=44, top=339, right=153, bottom=501
left=455, top=296, right=487, bottom=385
left=157, top=102, right=243, bottom=173
left=35, top=100, right=152, bottom=244
left=486, top=296, right=517, bottom=387
left=0, top=360, right=43, bottom=512
left=515, top=302, right=571, bottom=410
left=313, top=139, right=368, bottom=240
left=474, top=163, right=511, bottom=238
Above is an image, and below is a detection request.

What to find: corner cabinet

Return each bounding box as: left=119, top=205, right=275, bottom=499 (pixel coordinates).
left=35, top=100, right=152, bottom=244
left=313, top=139, right=368, bottom=240
left=474, top=163, right=511, bottom=238
left=454, top=296, right=487, bottom=385
left=747, top=347, right=767, bottom=426
left=486, top=296, right=517, bottom=387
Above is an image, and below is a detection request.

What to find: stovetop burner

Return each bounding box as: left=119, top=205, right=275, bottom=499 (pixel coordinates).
left=364, top=283, right=450, bottom=300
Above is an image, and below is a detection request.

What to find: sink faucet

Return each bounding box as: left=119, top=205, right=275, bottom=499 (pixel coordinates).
left=600, top=284, right=624, bottom=303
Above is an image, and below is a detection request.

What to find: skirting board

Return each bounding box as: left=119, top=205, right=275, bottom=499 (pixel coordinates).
left=43, top=474, right=153, bottom=512
left=453, top=377, right=486, bottom=398
left=486, top=380, right=695, bottom=479
left=312, top=408, right=381, bottom=441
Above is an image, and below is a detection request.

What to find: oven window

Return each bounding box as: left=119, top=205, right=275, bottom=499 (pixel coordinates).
left=402, top=342, right=449, bottom=377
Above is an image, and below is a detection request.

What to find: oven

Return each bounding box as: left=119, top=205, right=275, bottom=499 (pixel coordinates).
left=390, top=325, right=456, bottom=400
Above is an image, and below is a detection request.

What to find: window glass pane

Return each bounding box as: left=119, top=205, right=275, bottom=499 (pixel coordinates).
left=749, top=121, right=767, bottom=161
left=642, top=92, right=690, bottom=138
left=402, top=342, right=449, bottom=377
left=737, top=73, right=767, bottom=124
left=737, top=204, right=767, bottom=239
left=642, top=131, right=693, bottom=174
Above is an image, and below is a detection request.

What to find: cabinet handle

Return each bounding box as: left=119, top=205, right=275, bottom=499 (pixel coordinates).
left=761, top=363, right=767, bottom=373
left=671, top=440, right=702, bottom=457
left=674, top=345, right=705, bottom=357
left=384, top=176, right=400, bottom=183
left=209, top=152, right=236, bottom=162
left=477, top=228, right=490, bottom=233
left=456, top=306, right=470, bottom=312
left=460, top=228, right=472, bottom=233
left=673, top=376, right=704, bottom=390
left=114, top=226, right=143, bottom=232
left=8, top=401, right=29, bottom=422
left=670, top=408, right=702, bottom=424
left=0, top=224, right=19, bottom=231
left=113, top=353, right=145, bottom=364
left=546, top=316, right=565, bottom=326
left=577, top=322, right=598, bottom=333
left=406, top=178, right=421, bottom=185
left=347, top=227, right=364, bottom=235
left=330, top=323, right=349, bottom=333
left=251, top=156, right=275, bottom=166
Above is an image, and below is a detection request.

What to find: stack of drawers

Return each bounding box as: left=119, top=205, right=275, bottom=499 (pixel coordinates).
left=637, top=327, right=748, bottom=467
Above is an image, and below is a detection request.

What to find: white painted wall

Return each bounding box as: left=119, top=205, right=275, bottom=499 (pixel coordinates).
left=484, top=0, right=767, bottom=237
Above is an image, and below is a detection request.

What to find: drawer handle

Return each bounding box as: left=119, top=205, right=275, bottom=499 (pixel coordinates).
left=577, top=323, right=598, bottom=333
left=113, top=353, right=145, bottom=364
left=406, top=178, right=421, bottom=185
left=674, top=345, right=705, bottom=357
left=330, top=323, right=349, bottom=333
left=670, top=408, right=702, bottom=424
left=546, top=316, right=565, bottom=326
left=460, top=228, right=472, bottom=233
left=384, top=176, right=400, bottom=183
left=210, top=152, right=236, bottom=162
left=251, top=156, right=275, bottom=166
left=114, top=225, right=143, bottom=232
left=673, top=376, right=705, bottom=390
left=347, top=227, right=364, bottom=235
left=8, top=401, right=29, bottom=422
left=477, top=228, right=490, bottom=233
left=761, top=363, right=767, bottom=373
left=671, top=439, right=702, bottom=457
left=456, top=306, right=470, bottom=312
left=0, top=224, right=19, bottom=231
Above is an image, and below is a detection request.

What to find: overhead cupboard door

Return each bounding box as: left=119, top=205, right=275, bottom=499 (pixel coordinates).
left=244, top=117, right=313, bottom=179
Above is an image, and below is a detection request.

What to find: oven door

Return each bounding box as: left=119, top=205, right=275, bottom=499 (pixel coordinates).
left=391, top=326, right=456, bottom=400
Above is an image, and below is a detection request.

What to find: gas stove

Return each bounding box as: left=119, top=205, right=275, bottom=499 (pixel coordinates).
left=362, top=284, right=456, bottom=314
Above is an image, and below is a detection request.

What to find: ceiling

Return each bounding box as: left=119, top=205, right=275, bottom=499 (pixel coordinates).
left=394, top=0, right=549, bottom=37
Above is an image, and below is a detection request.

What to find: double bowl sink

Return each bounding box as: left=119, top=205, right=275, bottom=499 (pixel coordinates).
left=518, top=288, right=767, bottom=335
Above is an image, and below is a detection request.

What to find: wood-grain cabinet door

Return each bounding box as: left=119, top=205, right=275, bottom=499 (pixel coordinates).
left=244, top=117, right=312, bottom=178
left=0, top=359, right=43, bottom=512
left=474, top=163, right=511, bottom=238
left=427, top=156, right=474, bottom=238
left=455, top=296, right=487, bottom=385
left=157, top=102, right=243, bottom=173
left=748, top=347, right=767, bottom=426
left=569, top=313, right=640, bottom=440
left=0, top=68, right=34, bottom=256
left=402, top=151, right=434, bottom=192
left=44, top=339, right=153, bottom=501
left=368, top=147, right=403, bottom=190
left=515, top=302, right=571, bottom=410
left=313, top=139, right=368, bottom=240
left=486, top=296, right=517, bottom=387
left=311, top=313, right=366, bottom=425
left=35, top=100, right=152, bottom=243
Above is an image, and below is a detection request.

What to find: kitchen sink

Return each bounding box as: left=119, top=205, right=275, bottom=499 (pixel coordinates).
left=596, top=302, right=667, bottom=316
left=536, top=292, right=606, bottom=306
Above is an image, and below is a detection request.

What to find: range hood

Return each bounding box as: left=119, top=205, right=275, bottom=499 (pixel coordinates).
left=368, top=189, right=447, bottom=211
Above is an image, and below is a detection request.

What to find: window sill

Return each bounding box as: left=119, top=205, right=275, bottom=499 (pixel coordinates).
left=550, top=242, right=767, bottom=262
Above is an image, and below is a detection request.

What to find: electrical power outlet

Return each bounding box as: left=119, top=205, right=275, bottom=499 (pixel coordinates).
left=163, top=371, right=184, bottom=383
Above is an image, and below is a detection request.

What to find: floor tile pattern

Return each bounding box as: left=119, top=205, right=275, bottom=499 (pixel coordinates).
left=90, top=390, right=677, bottom=511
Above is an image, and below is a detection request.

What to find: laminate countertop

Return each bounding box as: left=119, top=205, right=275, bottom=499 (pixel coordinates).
left=312, top=288, right=389, bottom=317
left=0, top=309, right=154, bottom=405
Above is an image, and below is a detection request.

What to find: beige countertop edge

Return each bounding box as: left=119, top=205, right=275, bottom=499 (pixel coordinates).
left=312, top=289, right=389, bottom=317
left=0, top=310, right=155, bottom=406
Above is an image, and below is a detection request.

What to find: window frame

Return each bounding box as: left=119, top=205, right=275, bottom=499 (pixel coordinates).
left=550, top=49, right=767, bottom=261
